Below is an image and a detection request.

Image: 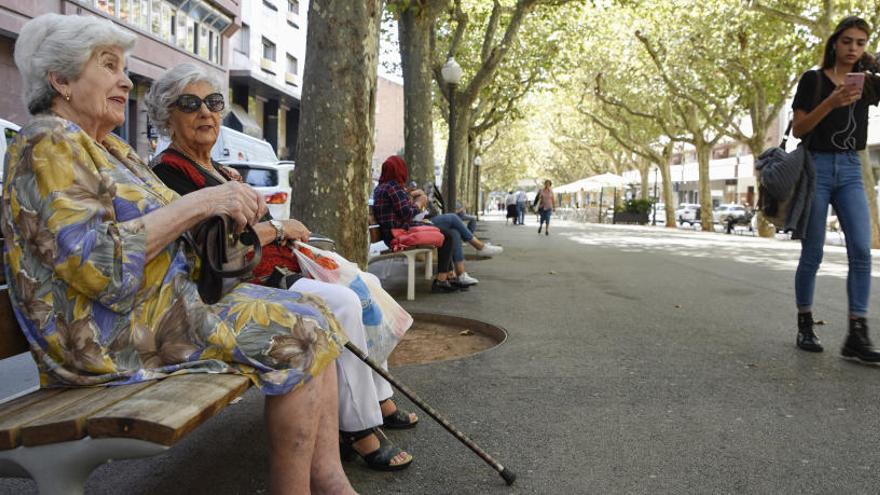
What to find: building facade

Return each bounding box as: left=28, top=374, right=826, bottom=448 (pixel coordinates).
left=227, top=0, right=306, bottom=160
left=0, top=0, right=241, bottom=159
left=371, top=75, right=404, bottom=178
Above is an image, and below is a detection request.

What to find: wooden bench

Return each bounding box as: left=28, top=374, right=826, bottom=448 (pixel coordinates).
left=0, top=287, right=251, bottom=495
left=367, top=223, right=433, bottom=301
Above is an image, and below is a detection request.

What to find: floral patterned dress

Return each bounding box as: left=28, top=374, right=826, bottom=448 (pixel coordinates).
left=1, top=115, right=345, bottom=395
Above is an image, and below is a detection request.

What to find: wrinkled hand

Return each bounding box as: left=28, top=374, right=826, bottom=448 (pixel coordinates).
left=207, top=181, right=267, bottom=232
left=282, top=218, right=311, bottom=243
left=828, top=84, right=861, bottom=108
left=414, top=194, right=428, bottom=209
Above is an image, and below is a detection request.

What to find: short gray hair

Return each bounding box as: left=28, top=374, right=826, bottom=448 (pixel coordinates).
left=14, top=14, right=136, bottom=115
left=144, top=63, right=227, bottom=138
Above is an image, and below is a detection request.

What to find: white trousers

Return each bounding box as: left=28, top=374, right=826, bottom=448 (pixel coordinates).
left=291, top=277, right=393, bottom=431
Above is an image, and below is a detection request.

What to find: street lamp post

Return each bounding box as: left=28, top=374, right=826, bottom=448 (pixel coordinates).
left=441, top=57, right=463, bottom=213
left=652, top=167, right=659, bottom=225
left=473, top=155, right=482, bottom=220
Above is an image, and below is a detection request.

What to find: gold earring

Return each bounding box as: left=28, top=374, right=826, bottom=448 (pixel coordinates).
left=64, top=93, right=71, bottom=102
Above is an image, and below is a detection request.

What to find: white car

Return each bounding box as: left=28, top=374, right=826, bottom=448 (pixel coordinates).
left=650, top=203, right=665, bottom=224
left=225, top=161, right=295, bottom=220
left=712, top=204, right=751, bottom=225
left=675, top=203, right=700, bottom=225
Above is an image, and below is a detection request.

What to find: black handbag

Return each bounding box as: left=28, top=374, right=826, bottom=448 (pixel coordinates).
left=188, top=216, right=262, bottom=304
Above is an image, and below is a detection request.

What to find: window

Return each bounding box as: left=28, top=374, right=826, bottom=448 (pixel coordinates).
left=198, top=24, right=209, bottom=59
left=134, top=0, right=150, bottom=31
left=237, top=24, right=250, bottom=55
left=288, top=0, right=299, bottom=14
left=118, top=0, right=130, bottom=21
left=150, top=0, right=162, bottom=36
left=97, top=0, right=116, bottom=15
left=230, top=166, right=278, bottom=187
left=175, top=11, right=187, bottom=49
left=262, top=37, right=276, bottom=61
left=160, top=2, right=173, bottom=42
left=286, top=54, right=298, bottom=75
left=262, top=0, right=278, bottom=11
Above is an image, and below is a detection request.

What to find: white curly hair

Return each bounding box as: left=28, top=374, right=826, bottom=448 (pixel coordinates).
left=14, top=14, right=136, bottom=115
left=144, top=63, right=228, bottom=138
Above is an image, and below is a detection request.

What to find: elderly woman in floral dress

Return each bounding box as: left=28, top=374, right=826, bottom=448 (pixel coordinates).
left=3, top=13, right=355, bottom=494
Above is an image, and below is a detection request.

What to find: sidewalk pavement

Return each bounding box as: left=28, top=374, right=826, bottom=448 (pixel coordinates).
left=3, top=213, right=880, bottom=494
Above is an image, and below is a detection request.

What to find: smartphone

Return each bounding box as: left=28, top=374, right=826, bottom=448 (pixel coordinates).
left=845, top=72, right=865, bottom=93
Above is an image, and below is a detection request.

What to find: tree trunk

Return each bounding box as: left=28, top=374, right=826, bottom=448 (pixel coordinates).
left=447, top=102, right=471, bottom=207
left=696, top=143, right=714, bottom=231
left=639, top=165, right=649, bottom=200
left=292, top=0, right=381, bottom=266
left=858, top=149, right=880, bottom=249
left=398, top=6, right=435, bottom=186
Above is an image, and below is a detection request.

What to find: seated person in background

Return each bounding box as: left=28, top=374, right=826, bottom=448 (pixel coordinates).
left=374, top=156, right=500, bottom=290
left=147, top=63, right=415, bottom=471
left=4, top=14, right=356, bottom=492
left=456, top=200, right=478, bottom=233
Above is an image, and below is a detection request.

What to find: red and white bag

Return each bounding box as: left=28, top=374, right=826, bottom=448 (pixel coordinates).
left=390, top=225, right=444, bottom=251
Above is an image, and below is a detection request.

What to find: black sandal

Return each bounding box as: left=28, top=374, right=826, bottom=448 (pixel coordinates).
left=339, top=427, right=413, bottom=471
left=381, top=399, right=419, bottom=429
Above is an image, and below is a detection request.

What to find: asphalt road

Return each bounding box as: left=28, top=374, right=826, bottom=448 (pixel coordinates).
left=3, top=214, right=880, bottom=494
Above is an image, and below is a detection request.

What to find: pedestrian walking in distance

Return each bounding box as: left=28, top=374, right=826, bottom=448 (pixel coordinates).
left=537, top=180, right=555, bottom=236
left=791, top=16, right=880, bottom=363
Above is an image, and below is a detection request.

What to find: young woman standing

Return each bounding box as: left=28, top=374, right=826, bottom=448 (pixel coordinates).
left=791, top=16, right=880, bottom=363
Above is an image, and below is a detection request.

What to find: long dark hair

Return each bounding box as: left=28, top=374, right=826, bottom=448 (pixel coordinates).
left=821, top=16, right=878, bottom=101
left=821, top=16, right=873, bottom=70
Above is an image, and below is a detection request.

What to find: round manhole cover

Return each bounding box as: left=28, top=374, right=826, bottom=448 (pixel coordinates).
left=388, top=313, right=507, bottom=366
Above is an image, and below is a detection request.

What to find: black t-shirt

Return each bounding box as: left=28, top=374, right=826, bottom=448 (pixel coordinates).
left=792, top=69, right=880, bottom=151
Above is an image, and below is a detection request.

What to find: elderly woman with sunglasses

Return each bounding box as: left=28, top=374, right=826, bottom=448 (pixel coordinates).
left=147, top=63, right=417, bottom=472
left=3, top=14, right=358, bottom=493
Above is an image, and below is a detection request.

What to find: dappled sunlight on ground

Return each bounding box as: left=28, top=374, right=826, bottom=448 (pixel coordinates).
left=546, top=219, right=875, bottom=281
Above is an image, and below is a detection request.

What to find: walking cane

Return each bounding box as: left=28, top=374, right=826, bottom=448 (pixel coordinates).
left=343, top=341, right=517, bottom=486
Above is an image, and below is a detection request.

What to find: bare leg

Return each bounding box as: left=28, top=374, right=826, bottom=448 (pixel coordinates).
left=266, top=366, right=355, bottom=495
left=309, top=366, right=357, bottom=494
left=468, top=238, right=485, bottom=250
left=454, top=262, right=466, bottom=276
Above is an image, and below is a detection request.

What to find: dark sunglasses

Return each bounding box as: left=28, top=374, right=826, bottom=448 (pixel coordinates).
left=173, top=93, right=225, bottom=113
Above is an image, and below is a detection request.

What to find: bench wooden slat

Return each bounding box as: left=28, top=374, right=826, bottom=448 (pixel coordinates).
left=0, top=388, right=64, bottom=418
left=0, top=288, right=29, bottom=360
left=20, top=382, right=154, bottom=447
left=0, top=387, right=105, bottom=450
left=87, top=373, right=250, bottom=446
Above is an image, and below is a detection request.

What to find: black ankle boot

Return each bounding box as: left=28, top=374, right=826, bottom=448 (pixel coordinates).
left=841, top=317, right=880, bottom=363
left=796, top=312, right=823, bottom=352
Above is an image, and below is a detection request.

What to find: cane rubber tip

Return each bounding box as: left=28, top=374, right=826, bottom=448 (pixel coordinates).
left=500, top=468, right=516, bottom=485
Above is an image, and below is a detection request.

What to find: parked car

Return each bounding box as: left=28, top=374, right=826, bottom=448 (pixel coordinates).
left=225, top=161, right=295, bottom=220
left=156, top=126, right=277, bottom=164
left=650, top=203, right=665, bottom=224
left=712, top=204, right=752, bottom=225
left=675, top=203, right=701, bottom=225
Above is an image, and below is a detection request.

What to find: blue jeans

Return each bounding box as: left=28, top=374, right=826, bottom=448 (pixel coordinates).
left=457, top=212, right=477, bottom=232
left=539, top=208, right=552, bottom=227
left=430, top=213, right=473, bottom=262
left=516, top=202, right=525, bottom=224
left=795, top=151, right=872, bottom=317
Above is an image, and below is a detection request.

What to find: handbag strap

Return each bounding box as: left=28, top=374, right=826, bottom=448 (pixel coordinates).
left=782, top=69, right=825, bottom=149
left=183, top=216, right=263, bottom=277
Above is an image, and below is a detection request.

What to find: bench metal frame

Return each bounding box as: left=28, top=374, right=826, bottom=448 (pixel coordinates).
left=368, top=248, right=433, bottom=300
left=0, top=437, right=166, bottom=495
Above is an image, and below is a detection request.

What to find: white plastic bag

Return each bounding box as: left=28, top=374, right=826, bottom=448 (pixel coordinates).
left=293, top=242, right=412, bottom=362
